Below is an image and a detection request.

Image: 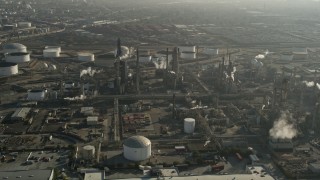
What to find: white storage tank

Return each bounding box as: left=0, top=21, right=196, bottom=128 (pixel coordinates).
left=178, top=46, right=196, bottom=53
left=184, top=118, right=195, bottom=134
left=81, top=145, right=95, bottom=160
left=43, top=49, right=60, bottom=58
left=203, top=48, right=219, bottom=55
left=5, top=52, right=30, bottom=63
left=45, top=46, right=61, bottom=53
left=2, top=43, right=27, bottom=53
left=0, top=62, right=18, bottom=76
left=78, top=53, right=95, bottom=62
left=139, top=55, right=152, bottom=63
left=123, top=136, right=151, bottom=161
left=27, top=89, right=45, bottom=101
left=180, top=51, right=196, bottom=60
left=18, top=22, right=31, bottom=28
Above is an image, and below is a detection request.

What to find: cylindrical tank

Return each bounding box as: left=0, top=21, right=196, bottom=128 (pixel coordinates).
left=78, top=53, right=95, bottom=62
left=0, top=62, right=18, bottom=76
left=123, top=136, right=151, bottom=161
left=5, top=52, right=30, bottom=63
left=45, top=46, right=61, bottom=53
left=18, top=22, right=31, bottom=28
left=178, top=46, right=196, bottom=53
left=2, top=43, right=27, bottom=53
left=139, top=55, right=152, bottom=63
left=180, top=51, right=196, bottom=60
left=203, top=48, right=219, bottom=55
left=184, top=118, right=195, bottom=134
left=82, top=145, right=95, bottom=160
left=43, top=49, right=60, bottom=58
left=27, top=89, right=45, bottom=101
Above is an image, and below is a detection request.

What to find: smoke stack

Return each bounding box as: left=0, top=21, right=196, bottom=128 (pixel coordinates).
left=166, top=48, right=169, bottom=71
left=136, top=48, right=140, bottom=94
left=172, top=93, right=176, bottom=118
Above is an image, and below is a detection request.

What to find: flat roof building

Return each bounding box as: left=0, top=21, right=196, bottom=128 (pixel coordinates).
left=81, top=107, right=94, bottom=116
left=11, top=107, right=31, bottom=121
left=0, top=169, right=54, bottom=180
left=87, top=116, right=98, bottom=125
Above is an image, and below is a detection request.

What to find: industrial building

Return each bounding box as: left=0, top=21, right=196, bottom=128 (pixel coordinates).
left=0, top=169, right=54, bottom=180
left=81, top=107, right=95, bottom=116
left=11, top=107, right=31, bottom=121
left=27, top=89, right=46, bottom=101
left=87, top=116, right=98, bottom=125
left=123, top=136, right=151, bottom=161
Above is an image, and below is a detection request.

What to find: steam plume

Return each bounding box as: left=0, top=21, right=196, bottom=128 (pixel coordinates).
left=80, top=67, right=101, bottom=78
left=64, top=95, right=86, bottom=101
left=303, top=81, right=315, bottom=87
left=269, top=111, right=297, bottom=139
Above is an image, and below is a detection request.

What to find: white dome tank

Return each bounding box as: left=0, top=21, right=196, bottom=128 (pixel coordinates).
left=5, top=52, right=30, bottom=63
left=0, top=62, right=18, bottom=76
left=123, top=136, right=151, bottom=161
left=178, top=46, right=196, bottom=53
left=78, top=53, right=95, bottom=62
left=82, top=145, right=95, bottom=160
left=27, top=89, right=46, bottom=101
left=184, top=118, right=195, bottom=134
left=2, top=43, right=27, bottom=53
left=180, top=51, right=196, bottom=60
left=43, top=49, right=60, bottom=58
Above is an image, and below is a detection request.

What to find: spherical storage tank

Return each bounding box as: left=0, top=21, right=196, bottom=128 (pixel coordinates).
left=180, top=51, right=196, bottom=60
left=0, top=62, right=18, bottom=76
left=123, top=136, right=151, bottom=161
left=81, top=145, right=95, bottom=160
left=27, top=89, right=46, bottom=101
left=78, top=53, right=95, bottom=62
left=184, top=118, right=195, bottom=134
left=2, top=43, right=27, bottom=53
left=5, top=52, right=30, bottom=63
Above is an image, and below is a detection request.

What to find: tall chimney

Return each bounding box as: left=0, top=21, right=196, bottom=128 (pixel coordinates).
left=136, top=48, right=140, bottom=94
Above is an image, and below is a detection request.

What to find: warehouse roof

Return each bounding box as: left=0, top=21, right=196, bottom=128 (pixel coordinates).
left=11, top=108, right=31, bottom=119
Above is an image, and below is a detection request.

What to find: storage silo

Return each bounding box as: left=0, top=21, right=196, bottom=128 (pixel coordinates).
left=0, top=62, right=18, bottom=76
left=5, top=52, right=30, bottom=63
left=123, top=136, right=151, bottom=161
left=2, top=43, right=27, bottom=53
left=184, top=118, right=195, bottom=134
left=27, top=89, right=46, bottom=101
left=180, top=51, right=196, bottom=60
left=81, top=145, right=95, bottom=160
left=78, top=53, right=95, bottom=62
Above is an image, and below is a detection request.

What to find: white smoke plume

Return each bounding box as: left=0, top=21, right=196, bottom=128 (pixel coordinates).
left=317, top=83, right=320, bottom=90
left=64, top=95, right=86, bottom=101
left=80, top=67, right=101, bottom=78
left=153, top=56, right=167, bottom=69
left=255, top=54, right=265, bottom=59
left=230, top=67, right=237, bottom=81
left=303, top=81, right=315, bottom=87
left=269, top=111, right=297, bottom=139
